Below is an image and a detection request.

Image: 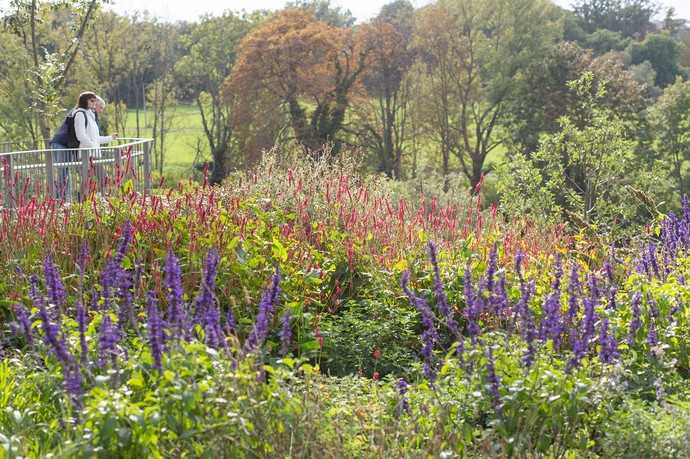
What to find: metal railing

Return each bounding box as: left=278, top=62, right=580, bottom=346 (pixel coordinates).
left=0, top=138, right=152, bottom=207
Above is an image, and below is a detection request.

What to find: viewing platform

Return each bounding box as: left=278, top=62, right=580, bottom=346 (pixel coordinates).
left=0, top=138, right=153, bottom=207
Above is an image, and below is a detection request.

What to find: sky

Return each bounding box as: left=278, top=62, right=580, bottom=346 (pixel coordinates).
left=0, top=0, right=688, bottom=23
left=100, top=0, right=690, bottom=23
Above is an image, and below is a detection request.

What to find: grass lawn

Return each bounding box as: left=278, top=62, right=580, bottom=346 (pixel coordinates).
left=121, top=104, right=207, bottom=179
left=117, top=103, right=510, bottom=182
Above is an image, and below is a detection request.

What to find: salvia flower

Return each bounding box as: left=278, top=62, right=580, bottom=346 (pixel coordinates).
left=566, top=263, right=581, bottom=324
left=98, top=314, right=119, bottom=368
left=243, top=269, right=282, bottom=354
left=397, top=378, right=410, bottom=415
left=78, top=241, right=90, bottom=277
left=14, top=304, right=33, bottom=346
left=164, top=250, right=185, bottom=329
left=463, top=266, right=481, bottom=339
left=647, top=317, right=658, bottom=348
left=486, top=244, right=498, bottom=295
left=113, top=221, right=134, bottom=266
left=225, top=307, right=237, bottom=335
left=36, top=298, right=72, bottom=365
left=147, top=291, right=165, bottom=372
left=43, top=256, right=66, bottom=313
left=494, top=273, right=508, bottom=317
left=598, top=318, right=619, bottom=364
left=279, top=310, right=292, bottom=356
left=63, top=364, right=83, bottom=404
left=401, top=270, right=439, bottom=382
left=193, top=249, right=220, bottom=324
left=485, top=347, right=502, bottom=412
left=628, top=292, right=642, bottom=345
left=655, top=378, right=666, bottom=402
left=580, top=297, right=597, bottom=353
left=515, top=250, right=525, bottom=285
left=203, top=303, right=226, bottom=350
left=427, top=241, right=460, bottom=337
left=76, top=301, right=88, bottom=364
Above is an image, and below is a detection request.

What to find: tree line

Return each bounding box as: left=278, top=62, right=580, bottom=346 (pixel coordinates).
left=1, top=0, right=689, bottom=230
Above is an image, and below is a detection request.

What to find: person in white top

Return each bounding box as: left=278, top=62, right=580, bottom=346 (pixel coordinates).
left=74, top=96, right=117, bottom=155
left=73, top=92, right=118, bottom=193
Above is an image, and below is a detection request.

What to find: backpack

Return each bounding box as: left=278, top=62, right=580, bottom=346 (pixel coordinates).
left=51, top=109, right=88, bottom=148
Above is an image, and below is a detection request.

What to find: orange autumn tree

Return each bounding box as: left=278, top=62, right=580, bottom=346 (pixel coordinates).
left=226, top=9, right=370, bottom=157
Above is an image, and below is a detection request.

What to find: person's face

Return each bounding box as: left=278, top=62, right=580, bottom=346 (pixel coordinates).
left=95, top=102, right=105, bottom=113
left=87, top=98, right=97, bottom=111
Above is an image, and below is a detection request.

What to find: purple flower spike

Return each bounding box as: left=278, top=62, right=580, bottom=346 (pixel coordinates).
left=225, top=308, right=237, bottom=335
left=243, top=269, right=282, bottom=354
left=647, top=318, right=658, bottom=348
left=401, top=270, right=439, bottom=382
left=428, top=241, right=460, bottom=338
left=203, top=303, right=226, bottom=350
left=397, top=378, right=410, bottom=414
left=14, top=304, right=34, bottom=345
left=114, top=221, right=134, bottom=266
left=279, top=310, right=292, bottom=356
left=463, top=266, right=481, bottom=339
left=193, top=249, right=220, bottom=324
left=164, top=250, right=185, bottom=329
left=147, top=291, right=165, bottom=373
left=515, top=250, right=525, bottom=284
left=566, top=262, right=581, bottom=324
left=76, top=301, right=88, bottom=364
left=485, top=347, right=502, bottom=412
left=43, top=256, right=66, bottom=314
left=98, top=315, right=119, bottom=368
left=628, top=292, right=642, bottom=345
left=36, top=299, right=72, bottom=365
left=78, top=241, right=90, bottom=276
left=598, top=318, right=619, bottom=364
left=486, top=244, right=498, bottom=294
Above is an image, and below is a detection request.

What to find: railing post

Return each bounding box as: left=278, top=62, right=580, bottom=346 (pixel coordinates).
left=80, top=149, right=89, bottom=202
left=45, top=148, right=55, bottom=199
left=143, top=140, right=152, bottom=195
left=114, top=144, right=122, bottom=188
left=3, top=156, right=14, bottom=210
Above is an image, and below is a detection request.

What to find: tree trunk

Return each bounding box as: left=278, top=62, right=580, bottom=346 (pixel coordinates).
left=210, top=147, right=226, bottom=185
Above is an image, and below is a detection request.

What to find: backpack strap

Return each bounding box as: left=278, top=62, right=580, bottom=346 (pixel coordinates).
left=73, top=108, right=89, bottom=129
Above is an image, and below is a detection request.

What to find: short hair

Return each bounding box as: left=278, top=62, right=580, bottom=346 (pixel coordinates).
left=95, top=95, right=106, bottom=108
left=76, top=91, right=97, bottom=109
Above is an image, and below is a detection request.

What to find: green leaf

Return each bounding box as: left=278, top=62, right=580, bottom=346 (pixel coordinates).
left=272, top=238, right=288, bottom=262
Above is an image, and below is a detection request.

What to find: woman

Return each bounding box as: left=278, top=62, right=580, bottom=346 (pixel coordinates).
left=73, top=94, right=117, bottom=154
left=73, top=93, right=118, bottom=194
left=50, top=91, right=98, bottom=201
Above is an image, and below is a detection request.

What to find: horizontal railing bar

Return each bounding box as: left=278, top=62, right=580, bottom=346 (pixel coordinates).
left=0, top=138, right=153, bottom=156
left=12, top=154, right=145, bottom=170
